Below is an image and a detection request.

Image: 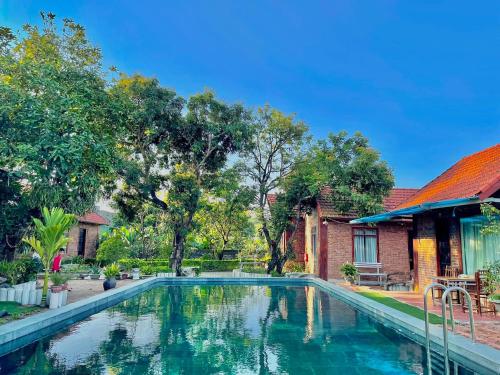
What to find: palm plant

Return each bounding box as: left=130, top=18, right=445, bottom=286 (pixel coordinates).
left=23, top=207, right=76, bottom=297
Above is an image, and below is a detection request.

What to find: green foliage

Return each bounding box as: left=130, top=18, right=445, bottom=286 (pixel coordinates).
left=490, top=294, right=500, bottom=301
left=118, top=258, right=248, bottom=272
left=0, top=257, right=39, bottom=285
left=49, top=272, right=70, bottom=286
left=0, top=14, right=119, bottom=219
left=103, top=263, right=120, bottom=279
left=97, top=228, right=132, bottom=264
left=340, top=262, right=358, bottom=281
left=480, top=203, right=500, bottom=235
left=22, top=207, right=76, bottom=295
left=483, top=260, right=500, bottom=295
left=283, top=261, right=305, bottom=273
left=192, top=168, right=255, bottom=259
left=312, top=131, right=394, bottom=217
left=357, top=291, right=446, bottom=324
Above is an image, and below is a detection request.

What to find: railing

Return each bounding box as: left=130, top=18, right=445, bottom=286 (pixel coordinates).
left=423, top=283, right=476, bottom=375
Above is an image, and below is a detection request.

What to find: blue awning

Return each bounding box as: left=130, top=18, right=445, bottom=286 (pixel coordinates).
left=350, top=197, right=481, bottom=224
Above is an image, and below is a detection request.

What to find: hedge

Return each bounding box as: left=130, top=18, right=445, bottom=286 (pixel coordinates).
left=118, top=258, right=256, bottom=272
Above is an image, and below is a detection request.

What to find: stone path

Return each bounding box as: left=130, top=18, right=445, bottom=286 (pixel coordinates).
left=66, top=278, right=136, bottom=304
left=334, top=281, right=500, bottom=350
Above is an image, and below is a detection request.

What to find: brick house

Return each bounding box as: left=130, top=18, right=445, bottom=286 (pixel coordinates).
left=352, top=144, right=500, bottom=291
left=270, top=188, right=418, bottom=280
left=66, top=213, right=109, bottom=258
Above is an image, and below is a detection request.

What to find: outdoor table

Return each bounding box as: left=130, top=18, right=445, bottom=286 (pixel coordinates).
left=431, top=276, right=476, bottom=304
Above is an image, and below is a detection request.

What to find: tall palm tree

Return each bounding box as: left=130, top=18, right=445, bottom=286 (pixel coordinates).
left=23, top=207, right=76, bottom=297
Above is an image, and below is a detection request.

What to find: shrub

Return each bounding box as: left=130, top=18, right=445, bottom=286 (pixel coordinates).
left=0, top=257, right=38, bottom=285
left=50, top=273, right=70, bottom=286
left=484, top=260, right=500, bottom=295
left=340, top=262, right=358, bottom=282
left=241, top=266, right=267, bottom=274
left=103, top=263, right=120, bottom=279
left=283, top=261, right=305, bottom=273
left=62, top=256, right=84, bottom=265
left=97, top=235, right=130, bottom=265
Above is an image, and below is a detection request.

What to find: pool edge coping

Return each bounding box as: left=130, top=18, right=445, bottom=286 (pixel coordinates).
left=0, top=276, right=498, bottom=374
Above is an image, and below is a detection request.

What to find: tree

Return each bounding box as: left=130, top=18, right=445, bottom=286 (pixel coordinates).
left=22, top=207, right=76, bottom=296
left=0, top=14, right=119, bottom=256
left=193, top=168, right=255, bottom=259
left=313, top=131, right=394, bottom=217
left=113, top=75, right=251, bottom=275
left=265, top=154, right=323, bottom=273
left=241, top=105, right=308, bottom=272
left=480, top=203, right=500, bottom=235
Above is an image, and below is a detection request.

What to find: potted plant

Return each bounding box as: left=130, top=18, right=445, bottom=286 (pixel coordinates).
left=485, top=261, right=500, bottom=311
left=50, top=273, right=69, bottom=293
left=103, top=263, right=120, bottom=291
left=89, top=266, right=101, bottom=280
left=340, top=262, right=358, bottom=284
left=22, top=207, right=76, bottom=299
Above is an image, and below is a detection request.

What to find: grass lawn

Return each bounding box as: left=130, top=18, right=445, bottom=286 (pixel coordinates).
left=357, top=291, right=446, bottom=325
left=0, top=301, right=41, bottom=325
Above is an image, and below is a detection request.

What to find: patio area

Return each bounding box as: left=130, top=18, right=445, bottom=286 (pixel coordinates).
left=334, top=281, right=500, bottom=350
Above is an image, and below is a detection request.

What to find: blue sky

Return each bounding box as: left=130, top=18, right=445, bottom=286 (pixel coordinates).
left=2, top=1, right=499, bottom=187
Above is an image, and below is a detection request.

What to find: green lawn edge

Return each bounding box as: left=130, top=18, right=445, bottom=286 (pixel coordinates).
left=357, top=291, right=445, bottom=325
left=0, top=301, right=41, bottom=325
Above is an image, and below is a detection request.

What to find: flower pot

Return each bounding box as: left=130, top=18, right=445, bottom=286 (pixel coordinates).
left=35, top=288, right=43, bottom=305
left=21, top=289, right=30, bottom=305
left=29, top=289, right=37, bottom=305
left=60, top=290, right=68, bottom=307
left=14, top=288, right=23, bottom=303
left=488, top=298, right=500, bottom=315
left=49, top=291, right=60, bottom=309
left=132, top=268, right=140, bottom=280
left=103, top=277, right=116, bottom=291
left=51, top=285, right=63, bottom=293
left=0, top=288, right=7, bottom=301
left=6, top=288, right=15, bottom=302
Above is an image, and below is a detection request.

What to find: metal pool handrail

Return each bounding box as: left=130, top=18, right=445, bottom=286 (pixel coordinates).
left=441, top=286, right=475, bottom=375
left=423, top=283, right=449, bottom=375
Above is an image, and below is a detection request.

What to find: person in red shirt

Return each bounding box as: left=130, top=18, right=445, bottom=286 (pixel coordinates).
left=52, top=249, right=65, bottom=272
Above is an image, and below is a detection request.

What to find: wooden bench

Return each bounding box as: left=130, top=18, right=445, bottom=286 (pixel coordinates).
left=354, top=262, right=387, bottom=286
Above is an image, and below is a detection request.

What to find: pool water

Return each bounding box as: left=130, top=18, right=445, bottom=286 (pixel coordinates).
left=0, top=285, right=473, bottom=374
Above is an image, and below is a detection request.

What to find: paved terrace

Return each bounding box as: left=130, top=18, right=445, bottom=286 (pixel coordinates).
left=332, top=280, right=500, bottom=350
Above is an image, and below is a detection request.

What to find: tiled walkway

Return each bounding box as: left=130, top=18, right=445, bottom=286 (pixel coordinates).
left=335, top=282, right=500, bottom=350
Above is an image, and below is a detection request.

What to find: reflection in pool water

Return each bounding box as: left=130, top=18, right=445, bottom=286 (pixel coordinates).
left=0, top=285, right=471, bottom=374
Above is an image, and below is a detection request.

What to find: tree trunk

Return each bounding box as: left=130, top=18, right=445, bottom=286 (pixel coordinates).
left=171, top=230, right=185, bottom=276
left=266, top=241, right=280, bottom=273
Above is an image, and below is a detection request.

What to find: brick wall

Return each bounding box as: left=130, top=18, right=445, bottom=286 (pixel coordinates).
left=326, top=222, right=352, bottom=279
left=66, top=223, right=100, bottom=258
left=377, top=222, right=411, bottom=275
left=414, top=214, right=437, bottom=291
left=326, top=221, right=410, bottom=279
left=285, top=218, right=305, bottom=263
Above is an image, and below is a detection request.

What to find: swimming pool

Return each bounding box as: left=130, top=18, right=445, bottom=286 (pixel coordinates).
left=0, top=284, right=480, bottom=374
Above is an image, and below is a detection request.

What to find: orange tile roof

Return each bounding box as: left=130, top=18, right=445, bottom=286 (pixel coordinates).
left=318, top=187, right=418, bottom=218
left=78, top=212, right=109, bottom=225
left=397, top=144, right=500, bottom=209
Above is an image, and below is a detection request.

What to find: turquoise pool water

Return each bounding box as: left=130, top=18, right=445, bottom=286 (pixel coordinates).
left=0, top=285, right=473, bottom=374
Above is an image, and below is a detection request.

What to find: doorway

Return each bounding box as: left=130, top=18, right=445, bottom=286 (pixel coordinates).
left=435, top=219, right=451, bottom=276
left=77, top=228, right=87, bottom=257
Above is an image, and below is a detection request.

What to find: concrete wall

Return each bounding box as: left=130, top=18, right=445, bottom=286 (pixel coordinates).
left=66, top=223, right=100, bottom=258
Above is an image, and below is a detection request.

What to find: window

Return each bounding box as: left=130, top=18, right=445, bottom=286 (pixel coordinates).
left=353, top=228, right=377, bottom=263
left=311, top=226, right=317, bottom=258
left=460, top=216, right=500, bottom=274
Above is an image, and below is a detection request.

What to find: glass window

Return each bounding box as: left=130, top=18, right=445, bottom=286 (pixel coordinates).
left=460, top=216, right=500, bottom=274
left=353, top=228, right=377, bottom=263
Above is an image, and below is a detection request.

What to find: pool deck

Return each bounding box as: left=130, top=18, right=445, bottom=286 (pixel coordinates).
left=0, top=276, right=499, bottom=374
left=333, top=280, right=500, bottom=350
